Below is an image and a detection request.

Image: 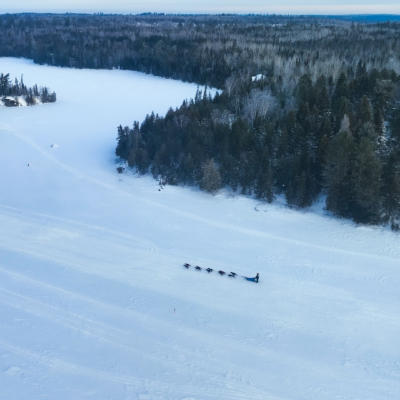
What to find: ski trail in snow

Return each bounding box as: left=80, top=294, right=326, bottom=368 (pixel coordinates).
left=0, top=337, right=278, bottom=400
left=1, top=199, right=399, bottom=269
left=3, top=124, right=400, bottom=265
left=0, top=204, right=159, bottom=266
left=0, top=287, right=196, bottom=366
left=0, top=264, right=342, bottom=383
left=0, top=265, right=285, bottom=363
left=0, top=125, right=114, bottom=190
left=0, top=337, right=143, bottom=385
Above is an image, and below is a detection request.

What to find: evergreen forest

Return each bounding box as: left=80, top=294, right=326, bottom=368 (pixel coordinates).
left=2, top=13, right=400, bottom=225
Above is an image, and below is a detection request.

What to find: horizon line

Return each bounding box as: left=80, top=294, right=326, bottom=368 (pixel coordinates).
left=1, top=11, right=400, bottom=17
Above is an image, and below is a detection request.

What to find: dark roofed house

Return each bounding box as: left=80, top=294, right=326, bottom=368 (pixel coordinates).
left=4, top=97, right=19, bottom=107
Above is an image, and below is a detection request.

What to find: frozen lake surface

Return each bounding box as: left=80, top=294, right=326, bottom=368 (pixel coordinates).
left=0, top=58, right=399, bottom=400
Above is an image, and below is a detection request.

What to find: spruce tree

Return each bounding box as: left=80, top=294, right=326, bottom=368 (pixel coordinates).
left=374, top=79, right=395, bottom=110
left=381, top=154, right=400, bottom=225
left=128, top=149, right=136, bottom=167
left=116, top=125, right=128, bottom=158
left=200, top=159, right=221, bottom=194
left=351, top=127, right=382, bottom=223
left=295, top=171, right=307, bottom=207
left=358, top=95, right=373, bottom=124
left=255, top=166, right=274, bottom=203
left=317, top=85, right=331, bottom=116
left=323, top=128, right=355, bottom=216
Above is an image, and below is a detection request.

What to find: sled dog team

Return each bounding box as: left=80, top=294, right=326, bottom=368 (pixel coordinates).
left=183, top=263, right=259, bottom=283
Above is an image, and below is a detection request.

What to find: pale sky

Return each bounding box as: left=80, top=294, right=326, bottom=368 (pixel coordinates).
left=1, top=0, right=400, bottom=15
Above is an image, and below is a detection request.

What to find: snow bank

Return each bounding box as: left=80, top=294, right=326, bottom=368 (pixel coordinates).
left=0, top=95, right=41, bottom=107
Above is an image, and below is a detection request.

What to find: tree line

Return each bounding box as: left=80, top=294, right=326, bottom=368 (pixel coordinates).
left=2, top=13, right=399, bottom=225
left=117, top=66, right=400, bottom=227
left=0, top=72, right=56, bottom=105
left=1, top=13, right=400, bottom=89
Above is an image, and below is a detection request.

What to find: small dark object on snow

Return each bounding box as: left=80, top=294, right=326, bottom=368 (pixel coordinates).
left=184, top=263, right=190, bottom=268
left=218, top=270, right=226, bottom=275
left=230, top=272, right=237, bottom=277
left=228, top=272, right=237, bottom=278
left=158, top=178, right=166, bottom=191
left=117, top=166, right=124, bottom=173
left=206, top=268, right=213, bottom=273
left=195, top=266, right=202, bottom=271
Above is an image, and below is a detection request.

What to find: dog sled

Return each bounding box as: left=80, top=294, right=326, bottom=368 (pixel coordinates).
left=183, top=263, right=259, bottom=283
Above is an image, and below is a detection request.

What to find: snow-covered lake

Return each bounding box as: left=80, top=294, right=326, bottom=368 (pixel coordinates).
left=0, top=58, right=399, bottom=400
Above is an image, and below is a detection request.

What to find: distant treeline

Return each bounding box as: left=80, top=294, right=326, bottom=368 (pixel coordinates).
left=324, top=15, right=400, bottom=23
left=0, top=73, right=56, bottom=105
left=1, top=13, right=400, bottom=89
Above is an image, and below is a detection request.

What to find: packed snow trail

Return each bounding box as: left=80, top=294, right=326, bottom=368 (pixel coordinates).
left=1, top=58, right=400, bottom=400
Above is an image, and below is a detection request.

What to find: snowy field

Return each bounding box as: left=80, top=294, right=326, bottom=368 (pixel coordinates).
left=0, top=57, right=400, bottom=400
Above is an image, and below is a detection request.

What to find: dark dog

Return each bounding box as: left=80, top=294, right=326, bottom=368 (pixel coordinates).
left=206, top=268, right=213, bottom=273
left=228, top=273, right=236, bottom=278
left=195, top=266, right=202, bottom=271
left=184, top=263, right=190, bottom=268
left=218, top=270, right=226, bottom=275
left=230, top=272, right=237, bottom=277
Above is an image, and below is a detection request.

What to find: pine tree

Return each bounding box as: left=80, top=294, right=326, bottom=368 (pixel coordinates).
left=319, top=116, right=332, bottom=140
left=200, top=159, right=221, bottom=194
left=315, top=75, right=327, bottom=92
left=381, top=155, right=400, bottom=225
left=116, top=125, right=128, bottom=158
left=335, top=72, right=350, bottom=100
left=316, top=133, right=329, bottom=183
left=136, top=149, right=150, bottom=175
left=128, top=149, right=136, bottom=167
left=297, top=101, right=310, bottom=125
left=351, top=130, right=382, bottom=223
left=181, top=153, right=195, bottom=184
left=296, top=74, right=313, bottom=104
left=255, top=166, right=274, bottom=203
left=356, top=60, right=366, bottom=78
left=285, top=179, right=296, bottom=208
left=358, top=95, right=373, bottom=124
left=374, top=79, right=396, bottom=110
left=323, top=128, right=355, bottom=216
left=317, top=85, right=331, bottom=116
left=295, top=171, right=307, bottom=207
